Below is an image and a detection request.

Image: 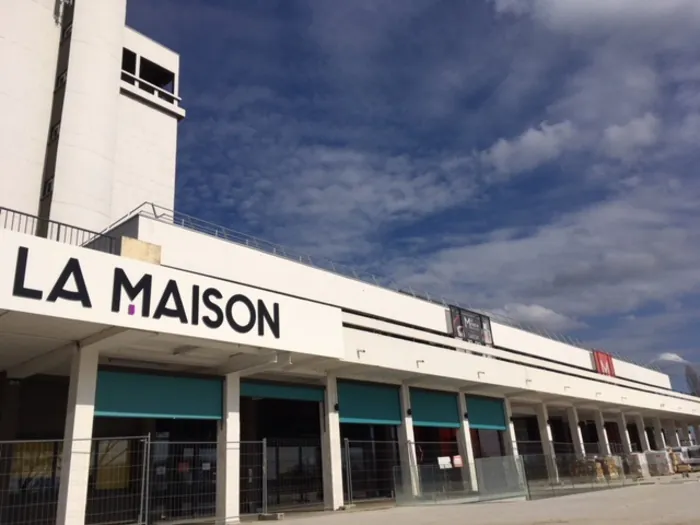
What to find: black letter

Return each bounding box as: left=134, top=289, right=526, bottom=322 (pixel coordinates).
left=46, top=258, right=92, bottom=307
left=12, top=247, right=43, bottom=300
left=112, top=269, right=152, bottom=316
left=191, top=285, right=200, bottom=326
left=257, top=300, right=280, bottom=338
left=225, top=294, right=256, bottom=333
left=152, top=280, right=188, bottom=323
left=202, top=288, right=223, bottom=328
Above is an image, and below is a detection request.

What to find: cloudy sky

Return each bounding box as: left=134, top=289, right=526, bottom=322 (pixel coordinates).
left=128, top=0, right=700, bottom=389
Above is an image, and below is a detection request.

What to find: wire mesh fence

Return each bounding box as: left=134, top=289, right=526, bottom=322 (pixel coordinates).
left=394, top=454, right=528, bottom=505
left=0, top=436, right=684, bottom=522
left=239, top=440, right=265, bottom=515
left=342, top=439, right=401, bottom=504
left=264, top=438, right=323, bottom=512
left=87, top=436, right=149, bottom=525
left=520, top=453, right=640, bottom=500
left=0, top=439, right=62, bottom=525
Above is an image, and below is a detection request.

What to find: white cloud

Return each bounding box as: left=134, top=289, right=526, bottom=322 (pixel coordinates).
left=491, top=0, right=700, bottom=34
left=601, top=113, right=659, bottom=161
left=656, top=352, right=689, bottom=364
left=481, top=121, right=576, bottom=176
left=492, top=303, right=584, bottom=332
left=391, top=178, right=700, bottom=321
left=129, top=0, right=700, bottom=368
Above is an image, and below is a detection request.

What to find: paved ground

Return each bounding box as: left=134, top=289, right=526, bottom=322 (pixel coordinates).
left=282, top=481, right=700, bottom=525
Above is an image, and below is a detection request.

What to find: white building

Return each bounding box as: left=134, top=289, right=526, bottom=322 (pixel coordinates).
left=1, top=2, right=699, bottom=525
left=0, top=0, right=183, bottom=235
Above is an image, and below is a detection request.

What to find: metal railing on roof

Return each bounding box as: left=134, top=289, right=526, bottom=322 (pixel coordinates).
left=112, top=202, right=662, bottom=373
left=0, top=206, right=118, bottom=255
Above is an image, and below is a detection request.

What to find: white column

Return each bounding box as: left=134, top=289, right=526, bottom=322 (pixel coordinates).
left=634, top=415, right=650, bottom=452
left=566, top=407, right=586, bottom=458
left=503, top=398, right=519, bottom=457
left=398, top=384, right=419, bottom=496
left=652, top=418, right=667, bottom=450
left=534, top=403, right=559, bottom=483
left=321, top=375, right=344, bottom=510
left=678, top=424, right=691, bottom=446
left=56, top=346, right=99, bottom=525
left=594, top=410, right=611, bottom=456
left=216, top=373, right=241, bottom=523
left=457, top=393, right=478, bottom=492
left=615, top=413, right=633, bottom=454
left=663, top=421, right=680, bottom=448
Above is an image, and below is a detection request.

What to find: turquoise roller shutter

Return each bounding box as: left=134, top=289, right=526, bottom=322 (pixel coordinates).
left=410, top=388, right=461, bottom=428
left=466, top=395, right=507, bottom=431
left=241, top=380, right=324, bottom=402
left=337, top=380, right=402, bottom=425
left=95, top=370, right=223, bottom=420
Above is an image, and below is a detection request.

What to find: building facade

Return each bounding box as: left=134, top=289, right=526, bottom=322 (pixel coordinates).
left=0, top=0, right=184, bottom=234
left=1, top=3, right=700, bottom=525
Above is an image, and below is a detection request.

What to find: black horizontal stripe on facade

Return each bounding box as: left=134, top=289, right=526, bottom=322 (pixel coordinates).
left=342, top=322, right=694, bottom=405
left=341, top=308, right=675, bottom=393
left=158, top=262, right=680, bottom=399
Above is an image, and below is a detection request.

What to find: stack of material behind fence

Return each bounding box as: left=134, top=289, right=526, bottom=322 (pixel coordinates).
left=521, top=453, right=637, bottom=500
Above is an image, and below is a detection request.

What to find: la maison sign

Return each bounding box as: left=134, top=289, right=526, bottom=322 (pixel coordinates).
left=11, top=246, right=281, bottom=338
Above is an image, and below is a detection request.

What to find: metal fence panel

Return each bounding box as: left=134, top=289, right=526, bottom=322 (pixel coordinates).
left=474, top=455, right=527, bottom=502
left=264, top=438, right=323, bottom=512
left=0, top=439, right=63, bottom=525
left=87, top=436, right=149, bottom=525
left=521, top=453, right=634, bottom=500
left=342, top=439, right=401, bottom=504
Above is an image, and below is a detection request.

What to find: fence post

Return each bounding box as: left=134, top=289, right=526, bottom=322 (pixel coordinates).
left=262, top=438, right=268, bottom=515
left=143, top=433, right=151, bottom=525
left=343, top=438, right=352, bottom=505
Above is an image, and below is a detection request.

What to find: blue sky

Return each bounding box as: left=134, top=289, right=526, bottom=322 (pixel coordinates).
left=127, top=0, right=700, bottom=389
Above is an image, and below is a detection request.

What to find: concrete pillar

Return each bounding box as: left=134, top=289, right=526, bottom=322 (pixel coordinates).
left=534, top=403, right=559, bottom=484
left=615, top=413, right=633, bottom=454
left=678, top=424, right=691, bottom=446
left=663, top=421, right=680, bottom=448
left=321, top=375, right=344, bottom=510
left=594, top=410, right=611, bottom=456
left=566, top=406, right=586, bottom=458
left=503, top=398, right=519, bottom=456
left=633, top=415, right=651, bottom=452
left=652, top=418, right=667, bottom=450
left=216, top=373, right=240, bottom=523
left=694, top=425, right=700, bottom=446
left=457, top=393, right=478, bottom=492
left=56, top=346, right=99, bottom=525
left=398, top=384, right=419, bottom=497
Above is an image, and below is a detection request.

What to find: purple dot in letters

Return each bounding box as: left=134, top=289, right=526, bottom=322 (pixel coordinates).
left=128, top=304, right=135, bottom=315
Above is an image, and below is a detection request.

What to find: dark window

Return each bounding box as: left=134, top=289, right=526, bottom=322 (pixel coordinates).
left=121, top=48, right=137, bottom=84
left=139, top=57, right=176, bottom=103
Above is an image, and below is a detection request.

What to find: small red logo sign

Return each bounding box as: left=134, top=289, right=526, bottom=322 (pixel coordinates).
left=593, top=350, right=616, bottom=377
